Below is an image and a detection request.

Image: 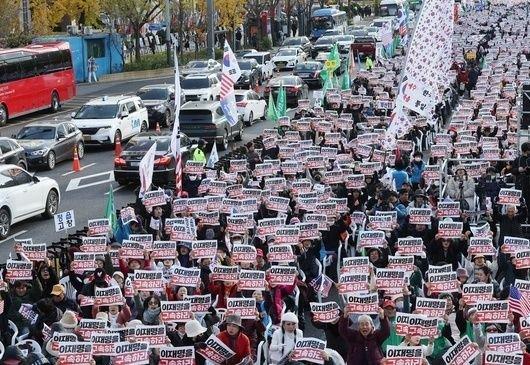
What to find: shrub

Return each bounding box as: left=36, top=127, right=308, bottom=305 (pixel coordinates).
left=259, top=37, right=272, bottom=51
left=124, top=48, right=224, bottom=71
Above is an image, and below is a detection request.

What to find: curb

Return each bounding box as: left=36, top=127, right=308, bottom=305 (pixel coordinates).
left=98, top=67, right=174, bottom=83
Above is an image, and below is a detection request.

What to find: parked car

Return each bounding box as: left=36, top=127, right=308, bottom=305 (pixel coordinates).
left=181, top=59, right=221, bottom=75
left=72, top=95, right=149, bottom=146
left=293, top=62, right=324, bottom=88
left=272, top=48, right=307, bottom=70
left=311, top=36, right=337, bottom=58
left=235, top=59, right=261, bottom=88
left=114, top=131, right=194, bottom=186
left=281, top=36, right=312, bottom=54
left=350, top=36, right=376, bottom=60
left=242, top=52, right=275, bottom=80
left=336, top=35, right=355, bottom=54
left=16, top=122, right=84, bottom=170
left=181, top=74, right=221, bottom=102
left=0, top=164, right=60, bottom=239
left=179, top=101, right=244, bottom=150
left=264, top=76, right=309, bottom=108
left=136, top=84, right=179, bottom=128
left=0, top=137, right=27, bottom=169
left=235, top=90, right=267, bottom=125
left=234, top=49, right=258, bottom=58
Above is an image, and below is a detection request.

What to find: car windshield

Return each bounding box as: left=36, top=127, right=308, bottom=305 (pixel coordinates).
left=126, top=136, right=170, bottom=152
left=188, top=61, right=208, bottom=68
left=295, top=63, right=321, bottom=71
left=137, top=88, right=168, bottom=100
left=74, top=104, right=118, bottom=119
left=283, top=38, right=303, bottom=45
left=269, top=77, right=297, bottom=87
left=239, top=61, right=254, bottom=70
left=336, top=35, right=353, bottom=42
left=312, top=16, right=333, bottom=29
left=243, top=55, right=263, bottom=64
left=277, top=49, right=296, bottom=57
left=235, top=94, right=246, bottom=102
left=315, top=37, right=334, bottom=45
left=366, top=27, right=380, bottom=33
left=17, top=126, right=56, bottom=140
left=352, top=30, right=368, bottom=37
left=181, top=78, right=209, bottom=89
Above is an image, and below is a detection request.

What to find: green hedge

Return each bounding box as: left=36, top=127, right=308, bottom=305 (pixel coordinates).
left=125, top=48, right=224, bottom=72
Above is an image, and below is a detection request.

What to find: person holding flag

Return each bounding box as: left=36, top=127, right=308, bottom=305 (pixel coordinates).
left=170, top=35, right=183, bottom=197
left=220, top=40, right=241, bottom=127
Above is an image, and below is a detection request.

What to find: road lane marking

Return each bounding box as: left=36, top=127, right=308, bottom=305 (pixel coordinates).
left=105, top=185, right=127, bottom=195
left=0, top=230, right=28, bottom=244
left=61, top=163, right=96, bottom=177
left=66, top=170, right=114, bottom=192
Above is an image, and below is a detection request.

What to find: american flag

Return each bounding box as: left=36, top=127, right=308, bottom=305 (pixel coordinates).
left=220, top=40, right=241, bottom=127
left=509, top=286, right=530, bottom=317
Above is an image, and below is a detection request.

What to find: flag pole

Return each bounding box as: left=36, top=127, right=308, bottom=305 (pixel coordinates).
left=172, top=38, right=183, bottom=197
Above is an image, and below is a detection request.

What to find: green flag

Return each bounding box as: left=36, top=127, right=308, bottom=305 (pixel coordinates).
left=341, top=70, right=350, bottom=90
left=327, top=43, right=341, bottom=76
left=105, top=184, right=117, bottom=233
left=267, top=91, right=278, bottom=122
left=276, top=85, right=287, bottom=117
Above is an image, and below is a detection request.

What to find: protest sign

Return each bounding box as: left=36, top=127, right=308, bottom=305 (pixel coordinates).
left=227, top=298, right=256, bottom=319
left=186, top=294, right=212, bottom=314
left=133, top=270, right=164, bottom=291
left=91, top=333, right=119, bottom=356
left=468, top=237, right=496, bottom=256
left=268, top=266, right=297, bottom=286
left=409, top=208, right=431, bottom=225
left=291, top=338, right=327, bottom=365
left=475, top=300, right=509, bottom=323
left=484, top=352, right=523, bottom=365
left=58, top=342, right=93, bottom=365
left=337, top=273, right=369, bottom=294
left=498, top=188, right=522, bottom=205
left=388, top=256, right=415, bottom=273
left=396, top=237, right=424, bottom=256
left=71, top=252, right=96, bottom=274
left=159, top=346, right=195, bottom=365
left=368, top=215, right=394, bottom=231
left=114, top=341, right=150, bottom=365
left=386, top=346, right=423, bottom=365
left=267, top=245, right=295, bottom=263
left=196, top=335, right=236, bottom=364
left=375, top=269, right=405, bottom=292
left=238, top=270, right=266, bottom=291
left=438, top=221, right=463, bottom=239
left=87, top=218, right=111, bottom=236
left=171, top=267, right=201, bottom=287
left=191, top=240, right=217, bottom=260
left=119, top=240, right=144, bottom=260
left=437, top=202, right=461, bottom=218
left=150, top=241, right=177, bottom=260
left=6, top=259, right=33, bottom=281
left=185, top=160, right=205, bottom=175
left=120, top=206, right=137, bottom=225
left=160, top=301, right=193, bottom=322
left=15, top=242, right=46, bottom=261
left=442, top=336, right=480, bottom=365
left=415, top=297, right=447, bottom=318
left=358, top=231, right=386, bottom=248
left=211, top=265, right=240, bottom=282
left=142, top=190, right=166, bottom=208
left=50, top=332, right=77, bottom=353
left=275, top=227, right=301, bottom=245
left=395, top=313, right=439, bottom=338
left=341, top=257, right=370, bottom=275
left=231, top=244, right=257, bottom=263
left=80, top=236, right=106, bottom=254
left=345, top=293, right=379, bottom=314
left=428, top=272, right=459, bottom=293
left=502, top=236, right=530, bottom=255
left=485, top=333, right=522, bottom=354
left=134, top=325, right=166, bottom=348
left=462, top=283, right=494, bottom=305
left=94, top=286, right=124, bottom=306
left=310, top=302, right=340, bottom=323
left=77, top=319, right=106, bottom=340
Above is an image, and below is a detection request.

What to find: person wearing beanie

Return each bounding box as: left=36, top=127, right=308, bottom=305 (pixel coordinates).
left=339, top=307, right=390, bottom=365
left=269, top=312, right=304, bottom=364
left=217, top=314, right=251, bottom=365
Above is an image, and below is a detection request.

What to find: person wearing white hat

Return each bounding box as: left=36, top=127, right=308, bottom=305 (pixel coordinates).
left=58, top=310, right=78, bottom=331
left=185, top=319, right=207, bottom=338
left=269, top=311, right=304, bottom=364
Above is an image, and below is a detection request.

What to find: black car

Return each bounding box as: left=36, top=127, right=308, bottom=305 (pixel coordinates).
left=311, top=36, right=337, bottom=59
left=281, top=36, right=312, bottom=55
left=235, top=59, right=261, bottom=88
left=114, top=131, right=194, bottom=186
left=16, top=122, right=84, bottom=170
left=264, top=76, right=309, bottom=108
left=293, top=62, right=323, bottom=88
left=137, top=84, right=180, bottom=128
left=0, top=137, right=27, bottom=169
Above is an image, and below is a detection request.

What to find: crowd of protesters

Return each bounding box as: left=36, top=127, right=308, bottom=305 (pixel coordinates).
left=1, top=2, right=530, bottom=365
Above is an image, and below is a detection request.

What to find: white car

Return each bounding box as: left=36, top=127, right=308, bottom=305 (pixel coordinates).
left=72, top=95, right=149, bottom=146
left=181, top=74, right=221, bottom=102
left=0, top=164, right=60, bottom=239
left=235, top=90, right=267, bottom=125
left=181, top=59, right=221, bottom=75
left=336, top=35, right=355, bottom=53
left=272, top=48, right=307, bottom=70
left=243, top=52, right=275, bottom=80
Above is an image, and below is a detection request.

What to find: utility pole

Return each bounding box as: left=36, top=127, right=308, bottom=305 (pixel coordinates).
left=207, top=0, right=215, bottom=59
left=165, top=0, right=172, bottom=66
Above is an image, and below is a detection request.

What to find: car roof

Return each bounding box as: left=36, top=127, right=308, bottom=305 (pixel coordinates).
left=183, top=74, right=214, bottom=79
left=23, top=121, right=62, bottom=127
left=86, top=95, right=139, bottom=105
left=0, top=137, right=17, bottom=142
left=244, top=52, right=270, bottom=56
left=138, top=84, right=173, bottom=89
left=181, top=101, right=220, bottom=110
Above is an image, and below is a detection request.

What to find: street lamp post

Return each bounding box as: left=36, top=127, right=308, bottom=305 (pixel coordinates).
left=207, top=0, right=215, bottom=59
left=165, top=0, right=172, bottom=66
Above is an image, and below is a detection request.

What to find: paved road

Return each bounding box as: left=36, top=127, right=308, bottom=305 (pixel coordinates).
left=0, top=71, right=319, bottom=262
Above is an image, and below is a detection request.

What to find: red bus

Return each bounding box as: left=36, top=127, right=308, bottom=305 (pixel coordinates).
left=0, top=42, right=76, bottom=126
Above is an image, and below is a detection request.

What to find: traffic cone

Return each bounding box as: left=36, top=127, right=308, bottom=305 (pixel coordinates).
left=115, top=134, right=122, bottom=158
left=156, top=122, right=161, bottom=132
left=72, top=145, right=81, bottom=172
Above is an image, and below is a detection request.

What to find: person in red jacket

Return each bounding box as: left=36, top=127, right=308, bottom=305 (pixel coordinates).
left=217, top=314, right=252, bottom=365
left=339, top=307, right=390, bottom=365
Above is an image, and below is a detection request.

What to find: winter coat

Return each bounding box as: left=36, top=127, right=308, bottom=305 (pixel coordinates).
left=217, top=330, right=251, bottom=365
left=446, top=177, right=475, bottom=211
left=339, top=316, right=390, bottom=365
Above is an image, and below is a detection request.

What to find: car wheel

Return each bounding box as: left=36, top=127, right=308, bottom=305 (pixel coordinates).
left=0, top=105, right=7, bottom=127
left=218, top=132, right=229, bottom=151
left=50, top=92, right=60, bottom=112
left=235, top=125, right=243, bottom=141
left=46, top=151, right=56, bottom=170
left=77, top=141, right=85, bottom=159
left=18, top=160, right=27, bottom=170
left=261, top=106, right=266, bottom=120
left=247, top=111, right=253, bottom=126
left=42, top=190, right=59, bottom=218
left=164, top=110, right=172, bottom=128
left=140, top=122, right=148, bottom=132
left=0, top=208, right=10, bottom=240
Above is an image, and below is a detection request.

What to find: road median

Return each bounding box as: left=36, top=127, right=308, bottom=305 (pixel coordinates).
left=98, top=67, right=174, bottom=83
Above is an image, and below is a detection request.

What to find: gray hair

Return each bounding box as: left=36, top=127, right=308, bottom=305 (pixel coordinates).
left=358, top=315, right=374, bottom=326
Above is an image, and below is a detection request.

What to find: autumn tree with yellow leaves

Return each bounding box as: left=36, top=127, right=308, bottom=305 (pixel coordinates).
left=216, top=0, right=247, bottom=47
left=29, top=0, right=100, bottom=34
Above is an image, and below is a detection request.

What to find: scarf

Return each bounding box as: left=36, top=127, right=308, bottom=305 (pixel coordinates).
left=143, top=307, right=161, bottom=324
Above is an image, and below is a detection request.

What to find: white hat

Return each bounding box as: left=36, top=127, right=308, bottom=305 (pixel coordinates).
left=95, top=312, right=109, bottom=323
left=281, top=312, right=298, bottom=324
left=127, top=319, right=143, bottom=328
left=59, top=311, right=78, bottom=329
left=185, top=319, right=207, bottom=338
